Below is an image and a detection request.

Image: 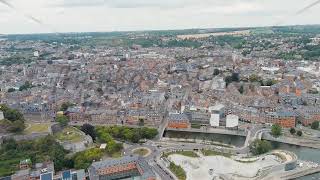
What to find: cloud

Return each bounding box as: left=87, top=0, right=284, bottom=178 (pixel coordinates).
left=1, top=0, right=320, bottom=34
left=56, top=0, right=250, bottom=9
left=58, top=0, right=105, bottom=7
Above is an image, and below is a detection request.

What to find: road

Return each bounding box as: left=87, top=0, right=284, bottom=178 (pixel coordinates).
left=123, top=124, right=271, bottom=179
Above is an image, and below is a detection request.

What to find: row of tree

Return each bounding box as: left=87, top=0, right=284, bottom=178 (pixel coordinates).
left=95, top=126, right=158, bottom=143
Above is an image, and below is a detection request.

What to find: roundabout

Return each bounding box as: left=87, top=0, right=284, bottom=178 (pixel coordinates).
left=132, top=147, right=152, bottom=157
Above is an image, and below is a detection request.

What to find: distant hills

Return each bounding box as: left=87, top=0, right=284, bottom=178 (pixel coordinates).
left=2, top=24, right=320, bottom=41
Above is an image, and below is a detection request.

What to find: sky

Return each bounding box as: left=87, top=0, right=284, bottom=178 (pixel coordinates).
left=0, top=0, right=320, bottom=34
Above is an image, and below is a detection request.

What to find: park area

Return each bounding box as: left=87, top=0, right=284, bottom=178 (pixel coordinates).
left=55, top=126, right=85, bottom=143
left=24, top=123, right=51, bottom=134
left=167, top=150, right=286, bottom=180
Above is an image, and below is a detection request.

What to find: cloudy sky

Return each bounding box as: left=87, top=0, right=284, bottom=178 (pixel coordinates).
left=0, top=0, right=320, bottom=34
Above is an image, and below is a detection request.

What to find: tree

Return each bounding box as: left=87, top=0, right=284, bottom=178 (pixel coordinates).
left=297, top=130, right=303, bottom=137
left=263, top=79, right=277, bottom=86
left=0, top=105, right=24, bottom=122
left=81, top=124, right=96, bottom=141
left=56, top=114, right=69, bottom=127
left=138, top=118, right=144, bottom=126
left=249, top=74, right=262, bottom=83
left=238, top=85, right=244, bottom=94
left=0, top=104, right=25, bottom=133
left=96, top=88, right=103, bottom=95
left=213, top=69, right=220, bottom=76
left=140, top=127, right=158, bottom=139
left=225, top=76, right=233, bottom=86
left=8, top=120, right=25, bottom=133
left=60, top=102, right=75, bottom=111
left=311, top=121, right=319, bottom=130
left=7, top=88, right=16, bottom=93
left=289, top=128, right=296, bottom=135
left=271, top=124, right=282, bottom=137
left=250, top=139, right=272, bottom=155
left=73, top=148, right=103, bottom=169
left=19, top=81, right=33, bottom=91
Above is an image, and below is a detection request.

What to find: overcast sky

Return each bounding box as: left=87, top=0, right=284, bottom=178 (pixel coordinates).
left=0, top=0, right=320, bottom=34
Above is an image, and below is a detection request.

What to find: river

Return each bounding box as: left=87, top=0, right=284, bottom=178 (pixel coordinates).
left=270, top=142, right=320, bottom=180
left=165, top=130, right=320, bottom=179
left=164, top=130, right=246, bottom=147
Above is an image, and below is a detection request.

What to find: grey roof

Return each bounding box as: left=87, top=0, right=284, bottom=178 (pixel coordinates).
left=168, top=113, right=189, bottom=121
left=267, top=111, right=296, bottom=117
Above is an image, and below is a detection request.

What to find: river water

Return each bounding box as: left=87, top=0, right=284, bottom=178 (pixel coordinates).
left=165, top=130, right=320, bottom=179
left=270, top=142, right=320, bottom=180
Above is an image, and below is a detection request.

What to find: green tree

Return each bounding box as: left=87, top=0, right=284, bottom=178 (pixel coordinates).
left=60, top=102, right=75, bottom=111
left=73, top=148, right=103, bottom=169
left=19, top=81, right=33, bottom=91
left=0, top=105, right=24, bottom=122
left=238, top=85, right=244, bottom=94
left=0, top=104, right=25, bottom=133
left=271, top=124, right=282, bottom=137
left=8, top=120, right=25, bottom=133
left=0, top=135, right=69, bottom=176
left=56, top=114, right=69, bottom=127
left=138, top=118, right=144, bottom=126
left=263, top=79, right=277, bottom=86
left=311, top=121, right=319, bottom=130
left=140, top=127, right=158, bottom=139
left=7, top=88, right=16, bottom=93
left=249, top=74, right=262, bottom=83
left=297, top=130, right=303, bottom=137
left=81, top=124, right=96, bottom=141
left=289, top=128, right=296, bottom=135
left=249, top=139, right=272, bottom=155
left=213, top=69, right=220, bottom=76
left=225, top=76, right=233, bottom=86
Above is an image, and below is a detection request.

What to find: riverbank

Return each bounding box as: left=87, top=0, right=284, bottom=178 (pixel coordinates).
left=263, top=133, right=320, bottom=149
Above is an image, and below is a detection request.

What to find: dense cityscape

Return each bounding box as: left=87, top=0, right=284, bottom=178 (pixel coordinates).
left=1, top=25, right=320, bottom=180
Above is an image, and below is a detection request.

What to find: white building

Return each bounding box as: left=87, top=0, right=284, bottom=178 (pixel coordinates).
left=0, top=111, right=4, bottom=120
left=209, top=104, right=225, bottom=118
left=33, top=51, right=40, bottom=57
left=211, top=77, right=226, bottom=90
left=210, top=114, right=220, bottom=127
left=226, top=115, right=239, bottom=128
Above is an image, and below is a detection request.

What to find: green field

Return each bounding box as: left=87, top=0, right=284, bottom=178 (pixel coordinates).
left=201, top=149, right=232, bottom=158
left=55, top=126, right=84, bottom=143
left=24, top=123, right=50, bottom=134
left=164, top=151, right=199, bottom=158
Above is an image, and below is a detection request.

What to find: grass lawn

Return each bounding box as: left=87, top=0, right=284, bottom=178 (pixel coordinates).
left=24, top=123, right=50, bottom=134
left=133, top=148, right=149, bottom=157
left=111, top=151, right=122, bottom=158
left=55, top=126, right=84, bottom=143
left=169, top=162, right=186, bottom=180
left=201, top=149, right=232, bottom=158
left=164, top=151, right=199, bottom=158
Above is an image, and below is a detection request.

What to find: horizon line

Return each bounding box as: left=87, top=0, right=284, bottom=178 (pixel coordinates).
left=1, top=23, right=320, bottom=36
